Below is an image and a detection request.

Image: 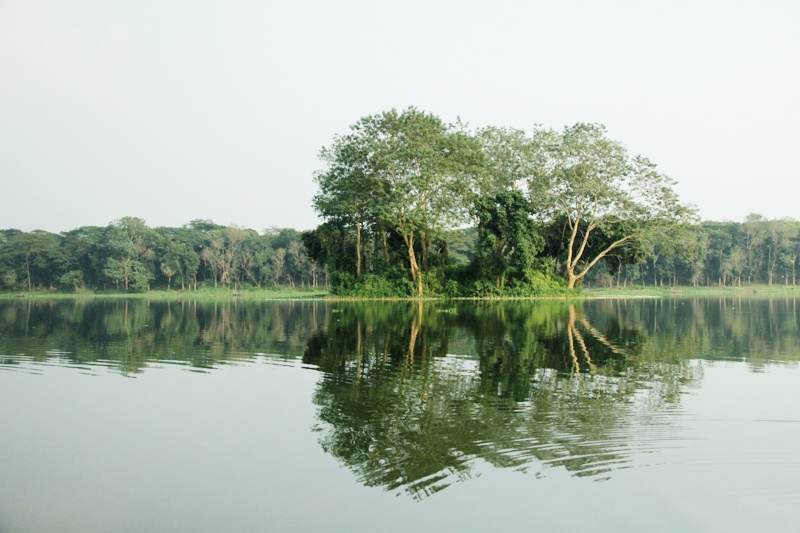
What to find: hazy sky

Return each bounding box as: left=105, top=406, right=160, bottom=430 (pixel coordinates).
left=1, top=0, right=798, bottom=233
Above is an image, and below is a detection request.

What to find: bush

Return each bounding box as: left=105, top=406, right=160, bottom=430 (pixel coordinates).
left=59, top=271, right=85, bottom=293
left=464, top=270, right=570, bottom=297
left=331, top=273, right=408, bottom=298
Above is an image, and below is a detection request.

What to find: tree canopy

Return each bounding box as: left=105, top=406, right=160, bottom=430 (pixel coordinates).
left=527, top=123, right=697, bottom=287
left=310, top=110, right=697, bottom=295
left=314, top=107, right=485, bottom=296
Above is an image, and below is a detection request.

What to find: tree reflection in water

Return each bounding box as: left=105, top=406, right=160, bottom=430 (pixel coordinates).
left=4, top=297, right=797, bottom=499
left=303, top=301, right=700, bottom=499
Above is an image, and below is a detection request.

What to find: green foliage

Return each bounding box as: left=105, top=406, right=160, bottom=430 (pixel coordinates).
left=471, top=190, right=544, bottom=290
left=59, top=270, right=85, bottom=292
left=467, top=270, right=568, bottom=298
left=333, top=273, right=408, bottom=298
left=313, top=107, right=486, bottom=297
left=3, top=109, right=799, bottom=297
left=0, top=230, right=65, bottom=291
left=527, top=123, right=697, bottom=288
left=309, top=110, right=699, bottom=297
left=0, top=219, right=325, bottom=294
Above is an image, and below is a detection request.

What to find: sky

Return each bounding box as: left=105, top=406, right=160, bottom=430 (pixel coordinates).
left=1, top=0, right=798, bottom=234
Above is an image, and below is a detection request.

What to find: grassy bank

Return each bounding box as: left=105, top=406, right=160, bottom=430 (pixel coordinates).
left=0, top=287, right=330, bottom=301
left=4, top=284, right=799, bottom=302
left=584, top=284, right=799, bottom=298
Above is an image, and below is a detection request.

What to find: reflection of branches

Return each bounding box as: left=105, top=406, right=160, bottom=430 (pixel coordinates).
left=567, top=306, right=597, bottom=375
left=406, top=314, right=419, bottom=368
left=567, top=305, right=623, bottom=376
left=308, top=301, right=706, bottom=500
left=578, top=315, right=629, bottom=360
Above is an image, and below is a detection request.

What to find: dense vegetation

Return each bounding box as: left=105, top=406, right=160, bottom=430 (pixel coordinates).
left=589, top=215, right=800, bottom=288
left=0, top=218, right=323, bottom=293
left=3, top=107, right=798, bottom=296
left=4, top=215, right=797, bottom=294
left=306, top=108, right=694, bottom=296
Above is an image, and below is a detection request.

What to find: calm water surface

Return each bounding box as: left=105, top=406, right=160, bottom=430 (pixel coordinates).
left=1, top=297, right=799, bottom=532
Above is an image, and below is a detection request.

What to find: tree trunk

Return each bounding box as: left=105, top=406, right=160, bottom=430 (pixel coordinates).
left=566, top=269, right=579, bottom=289
left=404, top=234, right=423, bottom=297
left=25, top=254, right=32, bottom=292
left=355, top=221, right=362, bottom=277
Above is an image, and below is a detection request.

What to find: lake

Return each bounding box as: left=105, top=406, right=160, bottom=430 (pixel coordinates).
left=1, top=296, right=799, bottom=532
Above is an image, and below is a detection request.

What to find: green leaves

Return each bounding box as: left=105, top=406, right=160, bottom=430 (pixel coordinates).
left=311, top=111, right=698, bottom=293
left=472, top=190, right=545, bottom=290
left=524, top=123, right=696, bottom=287
left=313, top=107, right=485, bottom=296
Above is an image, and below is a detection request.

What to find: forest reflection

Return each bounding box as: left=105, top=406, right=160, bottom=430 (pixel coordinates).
left=303, top=300, right=701, bottom=498
left=0, top=298, right=328, bottom=373
left=2, top=296, right=799, bottom=497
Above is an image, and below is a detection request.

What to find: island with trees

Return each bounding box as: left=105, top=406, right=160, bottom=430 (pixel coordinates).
left=2, top=107, right=799, bottom=297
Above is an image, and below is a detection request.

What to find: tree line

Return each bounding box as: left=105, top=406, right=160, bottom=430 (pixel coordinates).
left=4, top=214, right=798, bottom=294
left=4, top=107, right=798, bottom=295
left=0, top=217, right=324, bottom=293
left=586, top=214, right=800, bottom=288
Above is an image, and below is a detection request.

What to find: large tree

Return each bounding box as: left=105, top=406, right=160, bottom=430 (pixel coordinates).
left=313, top=130, right=378, bottom=278
left=0, top=230, right=65, bottom=291
left=101, top=217, right=159, bottom=291
left=313, top=107, right=485, bottom=296
left=528, top=123, right=696, bottom=288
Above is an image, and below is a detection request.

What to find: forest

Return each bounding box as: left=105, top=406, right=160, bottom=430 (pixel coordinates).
left=0, top=218, right=323, bottom=293
left=2, top=107, right=799, bottom=296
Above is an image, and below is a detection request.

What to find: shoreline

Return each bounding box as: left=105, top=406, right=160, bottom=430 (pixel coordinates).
left=1, top=284, right=798, bottom=302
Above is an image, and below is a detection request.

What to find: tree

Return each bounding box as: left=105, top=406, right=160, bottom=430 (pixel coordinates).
left=764, top=218, right=798, bottom=285
left=475, top=126, right=536, bottom=194
left=0, top=230, right=65, bottom=291
left=528, top=123, right=696, bottom=288
left=313, top=132, right=379, bottom=277
left=740, top=214, right=768, bottom=284
left=313, top=107, right=485, bottom=296
left=238, top=232, right=273, bottom=288
left=702, top=222, right=735, bottom=286
left=155, top=226, right=203, bottom=290
left=102, top=217, right=157, bottom=291
left=61, top=226, right=106, bottom=288
left=301, top=229, right=331, bottom=288
left=270, top=248, right=287, bottom=285
left=199, top=225, right=256, bottom=289
left=302, top=222, right=354, bottom=287
left=471, top=190, right=545, bottom=290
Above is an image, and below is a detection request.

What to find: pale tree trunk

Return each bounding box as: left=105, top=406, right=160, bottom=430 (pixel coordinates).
left=567, top=271, right=579, bottom=289
left=565, top=233, right=632, bottom=289
left=355, top=221, right=362, bottom=277
left=651, top=254, right=660, bottom=286
left=25, top=254, right=32, bottom=292
left=406, top=311, right=420, bottom=368
left=403, top=234, right=424, bottom=297
left=564, top=215, right=584, bottom=289
left=765, top=249, right=771, bottom=285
